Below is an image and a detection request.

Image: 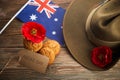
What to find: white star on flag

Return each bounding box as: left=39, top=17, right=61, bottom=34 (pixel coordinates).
left=54, top=18, right=58, bottom=22
left=52, top=31, right=56, bottom=35
left=30, top=14, right=38, bottom=21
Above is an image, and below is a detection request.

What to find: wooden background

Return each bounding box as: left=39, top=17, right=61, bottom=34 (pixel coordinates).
left=0, top=0, right=120, bottom=80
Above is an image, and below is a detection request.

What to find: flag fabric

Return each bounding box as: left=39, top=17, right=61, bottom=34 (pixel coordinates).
left=17, top=0, right=65, bottom=46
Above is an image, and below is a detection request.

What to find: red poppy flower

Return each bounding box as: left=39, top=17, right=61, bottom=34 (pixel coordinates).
left=91, top=46, right=112, bottom=68
left=22, top=22, right=46, bottom=43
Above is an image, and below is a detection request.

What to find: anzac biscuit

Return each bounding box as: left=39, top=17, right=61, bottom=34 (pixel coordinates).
left=39, top=47, right=55, bottom=65
left=43, top=40, right=60, bottom=55
left=23, top=38, right=43, bottom=52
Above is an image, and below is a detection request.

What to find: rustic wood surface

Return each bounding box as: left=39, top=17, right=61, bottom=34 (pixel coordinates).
left=0, top=0, right=120, bottom=80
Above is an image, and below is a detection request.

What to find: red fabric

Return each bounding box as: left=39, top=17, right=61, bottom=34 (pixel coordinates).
left=91, top=46, right=112, bottom=68
left=22, top=22, right=46, bottom=43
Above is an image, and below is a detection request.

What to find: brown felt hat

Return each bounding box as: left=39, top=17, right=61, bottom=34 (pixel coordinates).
left=63, top=0, right=120, bottom=70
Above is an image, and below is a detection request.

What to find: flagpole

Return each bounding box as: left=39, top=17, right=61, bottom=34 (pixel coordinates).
left=0, top=0, right=31, bottom=34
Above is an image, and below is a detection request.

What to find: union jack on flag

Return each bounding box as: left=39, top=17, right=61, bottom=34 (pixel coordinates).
left=17, top=0, right=65, bottom=46
left=30, top=0, right=59, bottom=18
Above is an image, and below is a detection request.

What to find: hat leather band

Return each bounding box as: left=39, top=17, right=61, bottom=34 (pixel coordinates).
left=85, top=2, right=120, bottom=48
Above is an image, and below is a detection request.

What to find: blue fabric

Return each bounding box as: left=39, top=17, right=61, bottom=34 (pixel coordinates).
left=17, top=0, right=65, bottom=46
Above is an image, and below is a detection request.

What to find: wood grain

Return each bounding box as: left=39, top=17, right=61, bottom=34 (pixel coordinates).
left=0, top=0, right=120, bottom=80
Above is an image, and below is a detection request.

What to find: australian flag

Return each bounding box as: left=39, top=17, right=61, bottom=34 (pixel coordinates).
left=17, top=0, right=65, bottom=46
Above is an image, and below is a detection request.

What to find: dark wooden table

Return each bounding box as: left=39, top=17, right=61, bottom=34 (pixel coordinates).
left=0, top=0, right=120, bottom=80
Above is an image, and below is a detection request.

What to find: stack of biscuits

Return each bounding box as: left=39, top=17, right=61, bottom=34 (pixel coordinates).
left=23, top=39, right=61, bottom=65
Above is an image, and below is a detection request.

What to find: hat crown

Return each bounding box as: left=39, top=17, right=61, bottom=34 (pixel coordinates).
left=86, top=0, right=120, bottom=48
left=92, top=0, right=120, bottom=41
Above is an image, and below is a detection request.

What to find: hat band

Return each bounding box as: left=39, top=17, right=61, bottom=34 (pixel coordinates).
left=85, top=4, right=120, bottom=48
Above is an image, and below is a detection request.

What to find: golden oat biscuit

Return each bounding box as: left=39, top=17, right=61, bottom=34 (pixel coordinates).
left=43, top=40, right=61, bottom=55
left=39, top=47, right=55, bottom=65
left=23, top=38, right=43, bottom=52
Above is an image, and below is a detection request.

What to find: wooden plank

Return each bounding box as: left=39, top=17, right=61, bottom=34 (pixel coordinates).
left=0, top=0, right=27, bottom=32
left=0, top=35, right=23, bottom=48
left=0, top=48, right=120, bottom=80
left=1, top=19, right=23, bottom=35
left=53, top=0, right=73, bottom=8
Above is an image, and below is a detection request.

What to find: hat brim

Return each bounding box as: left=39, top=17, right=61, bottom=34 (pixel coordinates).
left=63, top=0, right=119, bottom=70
